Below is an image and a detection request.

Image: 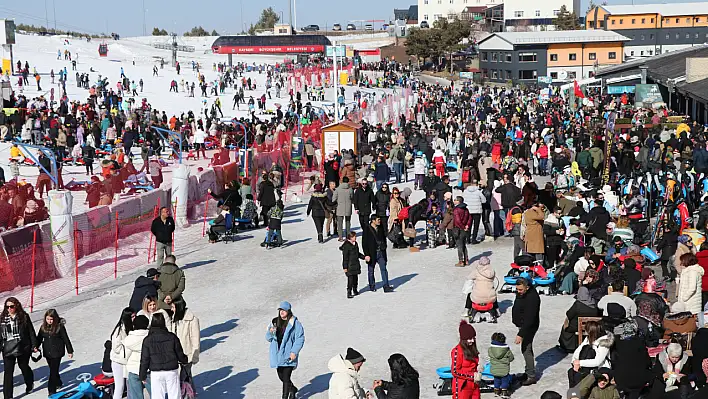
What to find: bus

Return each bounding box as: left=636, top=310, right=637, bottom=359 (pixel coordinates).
left=211, top=35, right=332, bottom=54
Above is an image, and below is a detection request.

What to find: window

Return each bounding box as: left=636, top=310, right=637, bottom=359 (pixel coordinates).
left=641, top=34, right=645, bottom=40
left=641, top=18, right=645, bottom=23
left=550, top=54, right=558, bottom=61
left=423, top=14, right=428, bottom=21
left=518, top=70, right=537, bottom=80
left=664, top=18, right=669, bottom=23
left=686, top=18, right=690, bottom=23
left=569, top=53, right=577, bottom=61
left=630, top=50, right=634, bottom=56
left=619, top=19, right=623, bottom=24
left=676, top=33, right=680, bottom=39
left=481, top=69, right=488, bottom=78
left=518, top=52, right=537, bottom=62
left=434, top=14, right=442, bottom=21
left=514, top=11, right=524, bottom=17
left=686, top=33, right=691, bottom=39
left=609, top=51, right=617, bottom=59
left=666, top=33, right=670, bottom=40
left=676, top=18, right=679, bottom=23
left=424, top=0, right=428, bottom=3
left=599, top=21, right=605, bottom=28
left=588, top=53, right=596, bottom=60
left=481, top=52, right=488, bottom=61
left=491, top=52, right=498, bottom=62
left=650, top=34, right=654, bottom=39
left=550, top=72, right=558, bottom=79
left=505, top=53, right=512, bottom=62
left=648, top=50, right=653, bottom=55
left=567, top=71, right=576, bottom=79
left=650, top=18, right=654, bottom=23
left=612, top=19, right=616, bottom=25
left=697, top=33, right=700, bottom=39
left=506, top=70, right=512, bottom=79
left=553, top=10, right=560, bottom=16
left=697, top=18, right=701, bottom=22
left=640, top=51, right=644, bottom=56
left=492, top=70, right=498, bottom=79
left=535, top=10, right=541, bottom=17
left=450, top=0, right=454, bottom=3
left=631, top=19, right=636, bottom=24
left=438, top=0, right=442, bottom=3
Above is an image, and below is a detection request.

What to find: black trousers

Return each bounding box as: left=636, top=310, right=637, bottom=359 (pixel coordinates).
left=312, top=216, right=325, bottom=236
left=47, top=357, right=62, bottom=394
left=3, top=353, right=34, bottom=399
left=471, top=213, right=482, bottom=242
left=261, top=205, right=273, bottom=228
left=347, top=274, right=359, bottom=293
left=546, top=245, right=561, bottom=271
left=358, top=214, right=370, bottom=231
left=276, top=366, right=295, bottom=397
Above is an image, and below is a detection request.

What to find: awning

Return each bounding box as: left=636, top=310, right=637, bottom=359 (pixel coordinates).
left=606, top=74, right=641, bottom=84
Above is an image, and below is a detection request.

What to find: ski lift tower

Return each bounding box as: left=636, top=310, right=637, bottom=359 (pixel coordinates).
left=171, top=33, right=178, bottom=67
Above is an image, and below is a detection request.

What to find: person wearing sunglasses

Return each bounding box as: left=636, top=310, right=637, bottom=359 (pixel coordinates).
left=1, top=297, right=38, bottom=398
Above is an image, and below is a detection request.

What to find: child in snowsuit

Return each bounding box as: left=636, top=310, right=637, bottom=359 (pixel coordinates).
left=426, top=202, right=442, bottom=248
left=262, top=200, right=284, bottom=248
left=241, top=194, right=259, bottom=228
left=488, top=332, right=514, bottom=398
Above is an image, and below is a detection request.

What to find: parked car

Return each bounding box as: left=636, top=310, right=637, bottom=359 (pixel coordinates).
left=332, top=23, right=342, bottom=31
left=420, top=21, right=429, bottom=29
left=302, top=24, right=320, bottom=32
left=346, top=23, right=357, bottom=31
left=365, top=24, right=374, bottom=31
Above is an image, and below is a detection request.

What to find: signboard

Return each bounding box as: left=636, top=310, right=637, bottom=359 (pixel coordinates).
left=537, top=76, right=552, bottom=84
left=222, top=45, right=325, bottom=54
left=602, top=111, right=616, bottom=186
left=326, top=45, right=346, bottom=57
left=459, top=72, right=474, bottom=79
left=607, top=85, right=636, bottom=94
left=634, top=84, right=664, bottom=108
left=538, top=87, right=552, bottom=103
left=323, top=131, right=340, bottom=156
left=0, top=20, right=15, bottom=45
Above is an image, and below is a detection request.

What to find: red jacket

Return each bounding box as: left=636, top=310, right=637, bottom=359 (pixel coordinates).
left=453, top=204, right=472, bottom=230
left=451, top=344, right=480, bottom=399
left=696, top=250, right=708, bottom=291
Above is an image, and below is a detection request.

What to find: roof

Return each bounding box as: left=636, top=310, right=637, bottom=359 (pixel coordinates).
left=601, top=2, right=708, bottom=17
left=597, top=44, right=708, bottom=81
left=394, top=5, right=418, bottom=21
left=322, top=120, right=362, bottom=130
left=463, top=6, right=488, bottom=13
left=678, top=77, right=708, bottom=102
left=478, top=30, right=630, bottom=46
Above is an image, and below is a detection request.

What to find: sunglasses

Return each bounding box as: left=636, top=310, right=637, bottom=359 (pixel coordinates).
left=5, top=304, right=15, bottom=309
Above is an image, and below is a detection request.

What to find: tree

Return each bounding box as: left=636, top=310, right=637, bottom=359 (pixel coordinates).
left=248, top=7, right=280, bottom=35
left=211, top=29, right=219, bottom=36
left=184, top=26, right=210, bottom=36
left=405, top=27, right=438, bottom=64
left=435, top=18, right=471, bottom=73
left=587, top=0, right=597, bottom=14
left=554, top=5, right=581, bottom=31
left=152, top=27, right=168, bottom=36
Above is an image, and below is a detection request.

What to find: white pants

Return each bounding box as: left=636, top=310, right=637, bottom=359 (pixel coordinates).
left=111, top=361, right=126, bottom=399
left=151, top=369, right=180, bottom=399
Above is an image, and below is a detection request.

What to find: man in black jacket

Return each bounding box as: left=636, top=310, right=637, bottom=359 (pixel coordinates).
left=512, top=278, right=540, bottom=386
left=353, top=179, right=375, bottom=230
left=258, top=174, right=277, bottom=227
left=373, top=183, right=391, bottom=232
left=151, top=207, right=175, bottom=265
left=496, top=174, right=521, bottom=237
left=139, top=313, right=187, bottom=393
left=129, top=268, right=160, bottom=312
left=362, top=215, right=393, bottom=293
left=422, top=167, right=440, bottom=197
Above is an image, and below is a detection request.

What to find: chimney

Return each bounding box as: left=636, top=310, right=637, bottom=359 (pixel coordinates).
left=686, top=57, right=708, bottom=83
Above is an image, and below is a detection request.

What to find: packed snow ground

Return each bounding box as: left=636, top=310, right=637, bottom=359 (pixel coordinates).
left=2, top=34, right=576, bottom=398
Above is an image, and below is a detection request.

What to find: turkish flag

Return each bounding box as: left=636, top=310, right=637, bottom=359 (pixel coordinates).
left=574, top=80, right=585, bottom=98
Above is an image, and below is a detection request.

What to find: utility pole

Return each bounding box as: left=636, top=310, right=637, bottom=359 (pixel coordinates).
left=294, top=0, right=297, bottom=30
left=289, top=0, right=293, bottom=29
left=171, top=33, right=178, bottom=67
left=52, top=0, right=56, bottom=31
left=240, top=0, right=244, bottom=34
left=44, top=0, right=49, bottom=31
left=333, top=40, right=340, bottom=122
left=142, top=0, right=147, bottom=36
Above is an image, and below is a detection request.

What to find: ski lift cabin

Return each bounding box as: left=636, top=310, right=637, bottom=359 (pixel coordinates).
left=98, top=43, right=108, bottom=57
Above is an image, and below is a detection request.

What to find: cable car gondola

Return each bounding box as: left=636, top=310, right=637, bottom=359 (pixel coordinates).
left=98, top=43, right=108, bottom=57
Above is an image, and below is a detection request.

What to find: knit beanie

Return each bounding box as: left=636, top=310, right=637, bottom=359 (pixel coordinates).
left=459, top=321, right=476, bottom=341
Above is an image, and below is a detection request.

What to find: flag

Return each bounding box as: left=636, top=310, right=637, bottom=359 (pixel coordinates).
left=574, top=80, right=585, bottom=98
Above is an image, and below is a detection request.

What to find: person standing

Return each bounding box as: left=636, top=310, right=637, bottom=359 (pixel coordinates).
left=374, top=183, right=391, bottom=232
left=353, top=178, right=375, bottom=230
left=110, top=308, right=134, bottom=399
left=266, top=302, right=305, bottom=399
left=151, top=207, right=175, bottom=266
left=362, top=214, right=393, bottom=293
left=496, top=174, right=522, bottom=237
left=258, top=173, right=277, bottom=228
left=124, top=315, right=151, bottom=399
left=512, top=278, right=540, bottom=386
left=157, top=255, right=185, bottom=310
left=139, top=313, right=187, bottom=399
left=169, top=301, right=200, bottom=395
left=129, top=268, right=161, bottom=313
left=1, top=297, right=38, bottom=399
left=523, top=204, right=546, bottom=262
left=327, top=348, right=368, bottom=399
left=306, top=184, right=328, bottom=243
left=332, top=176, right=354, bottom=241
left=36, top=309, right=74, bottom=396
left=340, top=232, right=369, bottom=298
left=451, top=321, right=480, bottom=399
left=463, top=180, right=486, bottom=244
left=453, top=196, right=472, bottom=267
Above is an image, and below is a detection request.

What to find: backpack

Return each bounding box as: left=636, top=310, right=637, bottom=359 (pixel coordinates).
left=398, top=206, right=410, bottom=220
left=396, top=150, right=404, bottom=161
left=505, top=206, right=521, bottom=232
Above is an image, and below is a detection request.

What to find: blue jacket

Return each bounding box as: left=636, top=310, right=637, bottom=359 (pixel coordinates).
left=266, top=317, right=305, bottom=368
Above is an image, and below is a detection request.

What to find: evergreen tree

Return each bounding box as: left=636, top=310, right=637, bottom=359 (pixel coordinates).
left=554, top=5, right=581, bottom=31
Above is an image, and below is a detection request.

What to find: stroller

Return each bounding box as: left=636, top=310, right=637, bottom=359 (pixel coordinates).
left=49, top=373, right=109, bottom=399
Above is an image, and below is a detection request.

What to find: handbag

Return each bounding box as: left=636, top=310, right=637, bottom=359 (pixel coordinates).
left=2, top=338, right=21, bottom=357
left=403, top=227, right=416, bottom=238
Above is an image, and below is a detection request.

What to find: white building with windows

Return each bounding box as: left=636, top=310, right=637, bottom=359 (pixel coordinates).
left=503, top=0, right=581, bottom=31
left=417, top=0, right=503, bottom=26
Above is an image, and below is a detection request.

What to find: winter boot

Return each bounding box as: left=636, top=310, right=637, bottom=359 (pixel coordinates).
left=501, top=389, right=510, bottom=398
left=493, top=388, right=501, bottom=396
left=317, top=233, right=323, bottom=243
left=455, top=261, right=465, bottom=267
left=383, top=285, right=394, bottom=293
left=347, top=290, right=353, bottom=299
left=289, top=386, right=298, bottom=399
left=369, top=285, right=377, bottom=292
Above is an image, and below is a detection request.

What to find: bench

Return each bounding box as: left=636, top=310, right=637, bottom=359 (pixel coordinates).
left=577, top=316, right=604, bottom=346
left=608, top=285, right=629, bottom=296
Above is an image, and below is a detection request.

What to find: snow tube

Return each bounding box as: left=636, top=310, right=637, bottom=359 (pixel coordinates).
left=481, top=363, right=494, bottom=380
left=534, top=272, right=555, bottom=286
left=446, top=161, right=458, bottom=171
left=641, top=247, right=659, bottom=263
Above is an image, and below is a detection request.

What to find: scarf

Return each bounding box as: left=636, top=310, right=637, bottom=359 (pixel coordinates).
left=1, top=315, right=21, bottom=341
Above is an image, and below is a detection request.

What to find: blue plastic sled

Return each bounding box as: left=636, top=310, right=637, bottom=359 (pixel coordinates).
left=446, top=162, right=458, bottom=171
left=641, top=247, right=660, bottom=263
left=49, top=382, right=105, bottom=399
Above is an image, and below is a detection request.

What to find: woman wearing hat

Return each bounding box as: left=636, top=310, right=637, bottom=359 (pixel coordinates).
left=266, top=301, right=305, bottom=399
left=451, top=321, right=480, bottom=399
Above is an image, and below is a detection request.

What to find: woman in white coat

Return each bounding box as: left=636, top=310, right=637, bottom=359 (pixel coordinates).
left=677, top=253, right=705, bottom=315
left=328, top=348, right=368, bottom=399
left=169, top=301, right=200, bottom=394
left=568, top=320, right=614, bottom=387
left=124, top=315, right=150, bottom=399
left=109, top=308, right=133, bottom=399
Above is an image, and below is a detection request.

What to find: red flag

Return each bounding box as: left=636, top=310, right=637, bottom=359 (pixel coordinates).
left=574, top=80, right=585, bottom=98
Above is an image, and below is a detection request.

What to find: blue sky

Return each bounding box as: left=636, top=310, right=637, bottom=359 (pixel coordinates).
left=3, top=0, right=699, bottom=36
